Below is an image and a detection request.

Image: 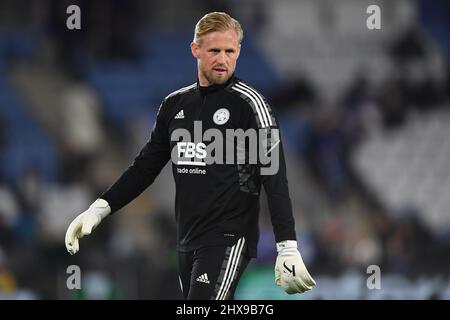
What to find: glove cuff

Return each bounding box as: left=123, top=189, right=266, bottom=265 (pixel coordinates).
left=90, top=199, right=111, bottom=220
left=276, top=240, right=298, bottom=255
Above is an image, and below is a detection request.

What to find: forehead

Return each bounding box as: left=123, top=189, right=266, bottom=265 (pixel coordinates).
left=200, top=29, right=240, bottom=48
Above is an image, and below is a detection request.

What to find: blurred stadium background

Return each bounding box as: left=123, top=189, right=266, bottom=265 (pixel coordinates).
left=0, top=0, right=450, bottom=299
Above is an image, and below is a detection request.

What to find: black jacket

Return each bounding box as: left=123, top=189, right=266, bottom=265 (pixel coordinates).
left=101, top=75, right=296, bottom=257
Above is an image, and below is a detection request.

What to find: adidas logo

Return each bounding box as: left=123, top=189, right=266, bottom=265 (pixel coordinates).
left=174, top=109, right=184, bottom=119
left=196, top=273, right=210, bottom=284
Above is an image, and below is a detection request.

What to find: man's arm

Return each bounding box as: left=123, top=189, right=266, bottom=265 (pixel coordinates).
left=232, top=81, right=297, bottom=242
left=261, top=135, right=296, bottom=242
left=247, top=93, right=316, bottom=294
left=261, top=118, right=316, bottom=294
left=100, top=101, right=171, bottom=212
left=65, top=101, right=170, bottom=255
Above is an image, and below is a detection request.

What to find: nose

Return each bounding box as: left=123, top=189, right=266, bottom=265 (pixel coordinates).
left=217, top=51, right=227, bottom=65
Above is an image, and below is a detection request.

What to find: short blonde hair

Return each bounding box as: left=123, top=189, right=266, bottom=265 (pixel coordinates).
left=193, top=12, right=243, bottom=45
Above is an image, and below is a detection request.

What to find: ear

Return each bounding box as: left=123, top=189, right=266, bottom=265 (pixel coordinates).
left=191, top=42, right=200, bottom=59
left=236, top=44, right=241, bottom=60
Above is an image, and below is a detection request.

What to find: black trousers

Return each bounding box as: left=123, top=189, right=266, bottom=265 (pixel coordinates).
left=178, top=237, right=250, bottom=300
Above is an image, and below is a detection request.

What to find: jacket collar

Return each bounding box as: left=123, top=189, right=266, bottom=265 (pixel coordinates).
left=197, top=74, right=236, bottom=95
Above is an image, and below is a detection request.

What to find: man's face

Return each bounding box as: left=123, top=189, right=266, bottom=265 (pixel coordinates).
left=191, top=29, right=241, bottom=86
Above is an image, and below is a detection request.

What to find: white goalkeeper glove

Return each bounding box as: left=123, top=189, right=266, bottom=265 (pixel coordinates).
left=65, top=199, right=111, bottom=255
left=275, top=240, right=316, bottom=294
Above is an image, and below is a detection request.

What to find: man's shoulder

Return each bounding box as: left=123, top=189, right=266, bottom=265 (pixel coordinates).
left=164, top=82, right=197, bottom=101
left=226, top=78, right=268, bottom=103
left=227, top=78, right=274, bottom=128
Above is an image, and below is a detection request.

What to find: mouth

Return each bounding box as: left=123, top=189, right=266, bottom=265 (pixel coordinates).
left=213, top=67, right=227, bottom=74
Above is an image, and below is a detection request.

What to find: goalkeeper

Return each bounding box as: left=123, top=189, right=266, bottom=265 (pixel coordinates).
left=65, top=12, right=315, bottom=299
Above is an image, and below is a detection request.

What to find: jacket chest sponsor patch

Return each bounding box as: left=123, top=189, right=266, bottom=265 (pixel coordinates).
left=213, top=108, right=230, bottom=125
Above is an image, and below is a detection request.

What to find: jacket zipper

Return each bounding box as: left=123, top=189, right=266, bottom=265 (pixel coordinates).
left=196, top=94, right=206, bottom=120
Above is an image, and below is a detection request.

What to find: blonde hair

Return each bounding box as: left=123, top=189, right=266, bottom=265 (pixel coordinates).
left=193, top=12, right=243, bottom=45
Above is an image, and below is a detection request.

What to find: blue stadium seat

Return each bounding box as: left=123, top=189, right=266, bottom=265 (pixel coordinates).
left=0, top=76, right=59, bottom=185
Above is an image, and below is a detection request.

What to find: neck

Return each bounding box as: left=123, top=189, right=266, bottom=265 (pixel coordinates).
left=197, top=71, right=210, bottom=87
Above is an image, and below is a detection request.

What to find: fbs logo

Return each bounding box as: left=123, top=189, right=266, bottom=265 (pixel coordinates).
left=171, top=121, right=280, bottom=175
left=176, top=142, right=206, bottom=166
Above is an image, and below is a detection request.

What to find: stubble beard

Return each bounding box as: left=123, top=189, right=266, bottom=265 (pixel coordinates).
left=203, top=69, right=230, bottom=85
